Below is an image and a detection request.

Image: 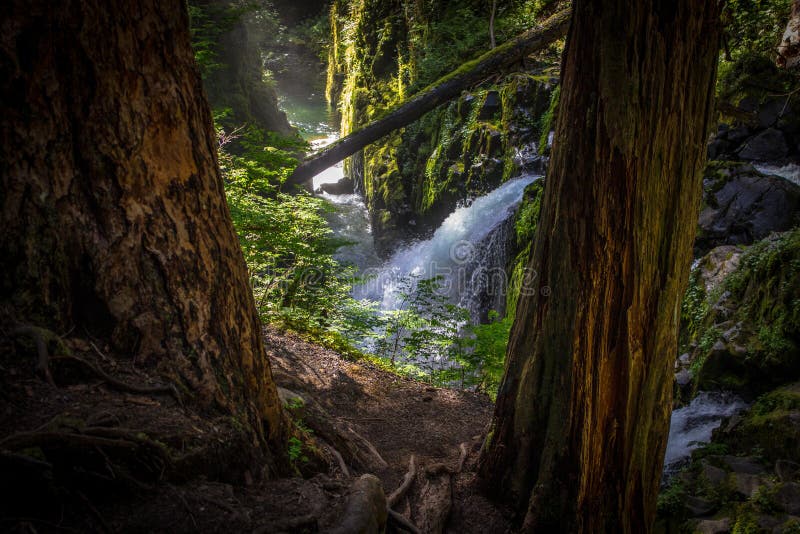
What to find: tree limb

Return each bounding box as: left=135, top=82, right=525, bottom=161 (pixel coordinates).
left=286, top=8, right=571, bottom=186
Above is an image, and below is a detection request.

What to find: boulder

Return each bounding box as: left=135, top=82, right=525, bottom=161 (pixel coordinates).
left=697, top=246, right=743, bottom=293
left=738, top=128, right=790, bottom=161
left=685, top=495, right=718, bottom=517
left=477, top=90, right=501, bottom=121
left=700, top=461, right=728, bottom=487
left=777, top=460, right=800, bottom=483
left=694, top=518, right=731, bottom=534
left=730, top=472, right=764, bottom=499
left=775, top=483, right=800, bottom=515
left=695, top=165, right=800, bottom=255
left=317, top=177, right=355, bottom=195
left=720, top=455, right=767, bottom=475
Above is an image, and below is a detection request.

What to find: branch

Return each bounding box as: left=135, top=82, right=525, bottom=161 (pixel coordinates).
left=286, top=8, right=571, bottom=186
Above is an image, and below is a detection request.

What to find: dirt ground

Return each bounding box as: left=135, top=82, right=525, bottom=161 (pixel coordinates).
left=0, top=325, right=512, bottom=533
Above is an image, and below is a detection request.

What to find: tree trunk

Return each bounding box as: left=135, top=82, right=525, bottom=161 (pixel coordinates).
left=489, top=0, right=497, bottom=49
left=778, top=0, right=800, bottom=69
left=286, top=8, right=571, bottom=187
left=0, top=0, right=289, bottom=475
left=478, top=1, right=720, bottom=532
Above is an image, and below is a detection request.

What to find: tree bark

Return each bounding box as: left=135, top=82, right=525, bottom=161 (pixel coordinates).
left=286, top=8, right=571, bottom=187
left=0, top=0, right=289, bottom=475
left=478, top=1, right=720, bottom=532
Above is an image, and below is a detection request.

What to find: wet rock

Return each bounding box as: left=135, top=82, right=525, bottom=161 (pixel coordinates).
left=477, top=91, right=501, bottom=121
left=698, top=246, right=743, bottom=293
left=738, top=128, right=790, bottom=161
left=756, top=515, right=782, bottom=531
left=758, top=98, right=788, bottom=129
left=775, top=483, right=800, bottom=515
left=317, top=177, right=355, bottom=195
left=685, top=495, right=718, bottom=517
left=694, top=517, right=731, bottom=533
left=776, top=460, right=800, bottom=482
left=696, top=165, right=800, bottom=255
left=676, top=369, right=692, bottom=387
left=730, top=472, right=763, bottom=499
left=720, top=455, right=767, bottom=475
left=701, top=460, right=728, bottom=487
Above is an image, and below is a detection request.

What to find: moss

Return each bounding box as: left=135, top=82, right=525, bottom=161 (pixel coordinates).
left=682, top=229, right=800, bottom=395
left=538, top=85, right=560, bottom=155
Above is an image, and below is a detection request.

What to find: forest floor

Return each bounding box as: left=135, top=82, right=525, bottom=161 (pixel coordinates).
left=0, top=325, right=511, bottom=533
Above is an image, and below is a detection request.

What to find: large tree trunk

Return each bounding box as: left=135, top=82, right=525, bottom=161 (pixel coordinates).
left=286, top=8, right=571, bottom=187
left=0, top=0, right=289, bottom=474
left=478, top=1, right=720, bottom=531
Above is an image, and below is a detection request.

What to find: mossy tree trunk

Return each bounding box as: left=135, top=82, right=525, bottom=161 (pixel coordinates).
left=0, top=0, right=289, bottom=475
left=478, top=1, right=720, bottom=531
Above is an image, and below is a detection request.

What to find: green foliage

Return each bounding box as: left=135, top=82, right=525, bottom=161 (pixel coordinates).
left=375, top=275, right=469, bottom=369
left=458, top=312, right=512, bottom=397
left=723, top=0, right=793, bottom=61
left=188, top=3, right=253, bottom=76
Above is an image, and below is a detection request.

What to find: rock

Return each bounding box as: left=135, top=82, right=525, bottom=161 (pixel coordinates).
left=721, top=455, right=767, bottom=475
left=775, top=482, right=800, bottom=515
left=317, top=177, right=355, bottom=195
left=708, top=138, right=732, bottom=160
left=698, top=246, right=743, bottom=293
left=695, top=166, right=800, bottom=255
left=777, top=460, right=800, bottom=482
left=477, top=90, right=501, bottom=120
left=459, top=94, right=476, bottom=119
left=685, top=495, right=718, bottom=517
left=738, top=128, right=790, bottom=161
left=701, top=460, right=728, bottom=487
left=726, top=125, right=753, bottom=144
left=758, top=98, right=788, bottom=129
left=730, top=472, right=764, bottom=499
left=694, top=518, right=731, bottom=533
left=676, top=368, right=692, bottom=387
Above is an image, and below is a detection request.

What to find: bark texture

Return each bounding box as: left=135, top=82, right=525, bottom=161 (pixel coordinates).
left=0, top=0, right=288, bottom=473
left=478, top=1, right=720, bottom=531
left=286, top=8, right=571, bottom=186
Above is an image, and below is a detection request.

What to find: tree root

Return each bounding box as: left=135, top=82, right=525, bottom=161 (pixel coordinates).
left=327, top=443, right=351, bottom=477
left=7, top=323, right=180, bottom=402
left=387, top=508, right=422, bottom=534
left=346, top=425, right=388, bottom=469
left=328, top=474, right=387, bottom=534
left=457, top=442, right=468, bottom=473
left=388, top=454, right=416, bottom=507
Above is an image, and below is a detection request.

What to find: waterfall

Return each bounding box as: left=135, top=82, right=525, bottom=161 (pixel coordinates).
left=355, top=175, right=539, bottom=319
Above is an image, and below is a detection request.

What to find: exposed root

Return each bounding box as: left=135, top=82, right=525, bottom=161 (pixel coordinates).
left=328, top=444, right=351, bottom=477
left=388, top=454, right=416, bottom=507
left=328, top=475, right=387, bottom=534
left=346, top=425, right=388, bottom=469
left=55, top=352, right=180, bottom=402
left=387, top=508, right=422, bottom=534
left=457, top=442, right=468, bottom=473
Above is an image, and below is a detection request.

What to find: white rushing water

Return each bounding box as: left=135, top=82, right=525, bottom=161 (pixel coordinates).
left=754, top=162, right=800, bottom=186
left=355, top=175, right=539, bottom=317
left=663, top=391, right=748, bottom=472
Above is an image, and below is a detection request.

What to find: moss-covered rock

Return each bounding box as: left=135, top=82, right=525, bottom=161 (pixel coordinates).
left=678, top=229, right=800, bottom=397
left=325, top=0, right=559, bottom=255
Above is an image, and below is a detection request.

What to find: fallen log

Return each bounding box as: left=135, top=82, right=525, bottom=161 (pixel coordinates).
left=286, top=8, right=571, bottom=187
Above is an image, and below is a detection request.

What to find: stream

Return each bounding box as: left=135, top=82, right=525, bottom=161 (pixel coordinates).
left=277, top=83, right=746, bottom=475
